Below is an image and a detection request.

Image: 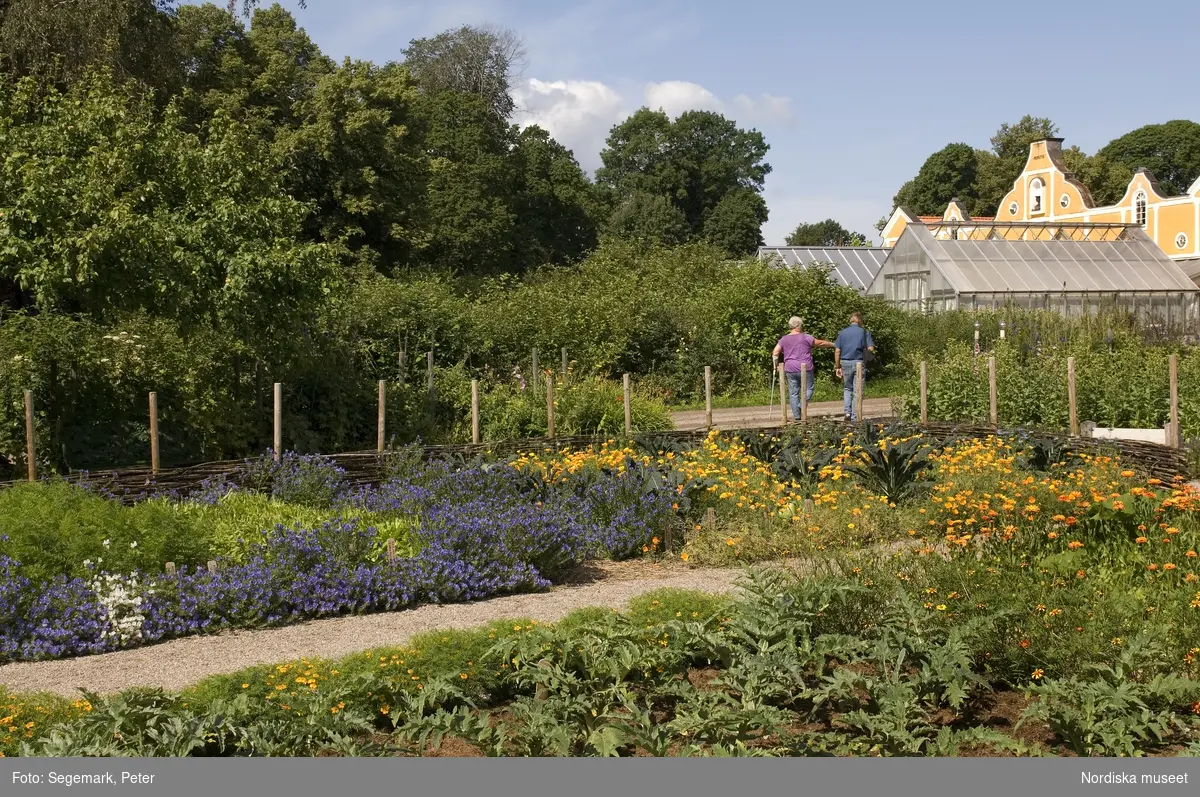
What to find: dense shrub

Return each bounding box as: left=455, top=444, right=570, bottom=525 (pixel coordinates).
left=0, top=481, right=210, bottom=586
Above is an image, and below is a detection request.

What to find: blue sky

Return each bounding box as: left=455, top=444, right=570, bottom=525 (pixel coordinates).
left=228, top=0, right=1198, bottom=244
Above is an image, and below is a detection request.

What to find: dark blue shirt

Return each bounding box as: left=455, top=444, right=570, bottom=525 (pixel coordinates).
left=835, top=324, right=874, bottom=362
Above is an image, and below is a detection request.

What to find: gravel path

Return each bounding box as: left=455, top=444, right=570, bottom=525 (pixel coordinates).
left=672, top=398, right=896, bottom=431
left=0, top=562, right=743, bottom=699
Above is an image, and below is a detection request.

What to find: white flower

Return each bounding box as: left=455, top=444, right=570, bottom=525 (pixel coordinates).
left=130, top=541, right=137, bottom=549
left=102, top=539, right=110, bottom=548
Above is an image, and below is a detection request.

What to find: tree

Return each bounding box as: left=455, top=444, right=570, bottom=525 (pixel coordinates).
left=510, top=126, right=601, bottom=269
left=1097, top=120, right=1200, bottom=197
left=413, top=91, right=518, bottom=273
left=604, top=192, right=689, bottom=247
left=785, top=218, right=870, bottom=247
left=0, top=0, right=180, bottom=95
left=402, top=24, right=525, bottom=120
left=0, top=69, right=336, bottom=353
left=597, top=108, right=770, bottom=243
left=892, top=143, right=981, bottom=216
left=703, top=189, right=768, bottom=255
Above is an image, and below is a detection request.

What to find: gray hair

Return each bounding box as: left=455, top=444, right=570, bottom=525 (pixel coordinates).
left=787, top=316, right=802, bottom=329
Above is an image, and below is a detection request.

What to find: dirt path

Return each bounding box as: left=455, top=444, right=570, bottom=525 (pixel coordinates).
left=0, top=562, right=743, bottom=698
left=672, top=397, right=897, bottom=431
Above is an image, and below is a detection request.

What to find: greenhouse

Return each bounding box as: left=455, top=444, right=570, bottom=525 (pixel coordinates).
left=756, top=246, right=887, bottom=292
left=867, top=222, right=1200, bottom=323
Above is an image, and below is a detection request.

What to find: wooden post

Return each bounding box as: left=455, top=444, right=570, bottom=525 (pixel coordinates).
left=704, top=366, right=713, bottom=429
left=531, top=348, right=539, bottom=392
left=1067, top=357, right=1078, bottom=436
left=704, top=507, right=717, bottom=529
left=1169, top=353, right=1180, bottom=449
left=471, top=379, right=480, bottom=445
left=561, top=347, right=568, bottom=382
left=377, top=380, right=386, bottom=453
left=854, top=362, right=864, bottom=423
left=426, top=351, right=435, bottom=399
left=165, top=562, right=176, bottom=575
left=919, top=361, right=928, bottom=426
left=800, top=367, right=809, bottom=422
left=988, top=356, right=998, bottom=427
left=23, top=390, right=35, bottom=482
left=778, top=364, right=787, bottom=425
left=149, top=391, right=160, bottom=475
left=623, top=373, right=632, bottom=436
left=546, top=375, right=555, bottom=439
left=386, top=537, right=397, bottom=564
left=273, top=382, right=282, bottom=461
left=207, top=560, right=217, bottom=574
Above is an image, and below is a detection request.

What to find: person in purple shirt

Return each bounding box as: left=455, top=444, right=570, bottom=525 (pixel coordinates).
left=771, top=317, right=835, bottom=422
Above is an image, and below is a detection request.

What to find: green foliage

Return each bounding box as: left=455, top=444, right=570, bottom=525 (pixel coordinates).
left=1097, top=120, right=1200, bottom=198
left=844, top=434, right=932, bottom=504
left=785, top=218, right=871, bottom=247
left=892, top=143, right=981, bottom=216
left=597, top=108, right=771, bottom=246
left=0, top=481, right=209, bottom=584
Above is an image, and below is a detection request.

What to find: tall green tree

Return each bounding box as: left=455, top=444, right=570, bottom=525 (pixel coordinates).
left=402, top=24, right=525, bottom=120
left=1097, top=120, right=1200, bottom=197
left=510, top=126, right=601, bottom=269
left=892, top=143, right=981, bottom=216
left=597, top=108, right=770, bottom=247
left=0, top=0, right=180, bottom=94
left=604, top=191, right=689, bottom=248
left=785, top=219, right=870, bottom=247
left=703, top=189, right=767, bottom=255
left=0, top=69, right=336, bottom=353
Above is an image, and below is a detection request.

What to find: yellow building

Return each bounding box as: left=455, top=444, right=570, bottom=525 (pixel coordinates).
left=880, top=138, right=1200, bottom=281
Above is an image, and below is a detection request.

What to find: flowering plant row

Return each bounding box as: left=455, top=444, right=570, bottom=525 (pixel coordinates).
left=0, top=461, right=675, bottom=662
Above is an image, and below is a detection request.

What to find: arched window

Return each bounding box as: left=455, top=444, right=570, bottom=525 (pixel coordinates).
left=1135, top=191, right=1147, bottom=226
left=1029, top=178, right=1045, bottom=215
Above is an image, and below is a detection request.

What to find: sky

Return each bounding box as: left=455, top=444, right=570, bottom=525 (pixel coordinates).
left=226, top=0, right=1198, bottom=245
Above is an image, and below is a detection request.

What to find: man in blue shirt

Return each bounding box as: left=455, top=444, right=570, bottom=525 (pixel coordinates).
left=833, top=312, right=875, bottom=422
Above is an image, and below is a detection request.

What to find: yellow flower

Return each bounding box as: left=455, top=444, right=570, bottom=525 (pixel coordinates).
left=1032, top=668, right=1044, bottom=680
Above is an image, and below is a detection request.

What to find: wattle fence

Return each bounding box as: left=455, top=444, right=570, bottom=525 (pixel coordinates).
left=1, top=417, right=1190, bottom=504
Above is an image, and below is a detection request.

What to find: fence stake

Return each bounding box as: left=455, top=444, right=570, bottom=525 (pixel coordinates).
left=207, top=560, right=217, bottom=574
left=377, top=380, right=386, bottom=453
left=386, top=537, right=397, bottom=564
left=855, top=362, right=864, bottom=423
left=800, top=367, right=808, bottom=423
left=471, top=379, right=480, bottom=445
left=778, top=364, right=787, bottom=425
left=1169, top=353, right=1180, bottom=449
left=546, top=375, right=556, bottom=439
left=531, top=348, right=539, bottom=392
left=1067, top=357, right=1078, bottom=436
left=704, top=366, right=713, bottom=429
left=919, top=361, right=928, bottom=425
left=623, top=373, right=632, bottom=436
left=426, top=351, right=435, bottom=400
left=165, top=562, right=175, bottom=575
left=988, top=356, right=998, bottom=427
left=23, top=390, right=35, bottom=482
left=273, top=382, right=282, bottom=462
left=149, top=391, right=160, bottom=475
left=561, top=347, right=569, bottom=383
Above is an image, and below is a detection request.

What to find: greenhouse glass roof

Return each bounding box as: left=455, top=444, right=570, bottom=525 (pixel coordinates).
left=872, top=224, right=1199, bottom=295
left=756, top=246, right=887, bottom=292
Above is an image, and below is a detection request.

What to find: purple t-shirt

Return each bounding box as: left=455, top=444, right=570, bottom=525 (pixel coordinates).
left=778, top=333, right=815, bottom=373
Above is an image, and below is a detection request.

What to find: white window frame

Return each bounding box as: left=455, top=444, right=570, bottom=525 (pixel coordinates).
left=1135, top=191, right=1147, bottom=227
left=1029, top=178, right=1045, bottom=216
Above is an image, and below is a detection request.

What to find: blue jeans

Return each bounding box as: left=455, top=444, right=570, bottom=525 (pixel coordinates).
left=842, top=360, right=864, bottom=421
left=786, top=370, right=815, bottom=421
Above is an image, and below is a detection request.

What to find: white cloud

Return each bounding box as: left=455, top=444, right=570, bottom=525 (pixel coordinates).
left=643, top=81, right=723, bottom=117
left=513, top=77, right=795, bottom=174
left=513, top=79, right=627, bottom=173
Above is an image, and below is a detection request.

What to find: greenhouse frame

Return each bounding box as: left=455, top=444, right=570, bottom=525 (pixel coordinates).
left=756, top=246, right=887, bottom=292
left=867, top=222, right=1200, bottom=324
